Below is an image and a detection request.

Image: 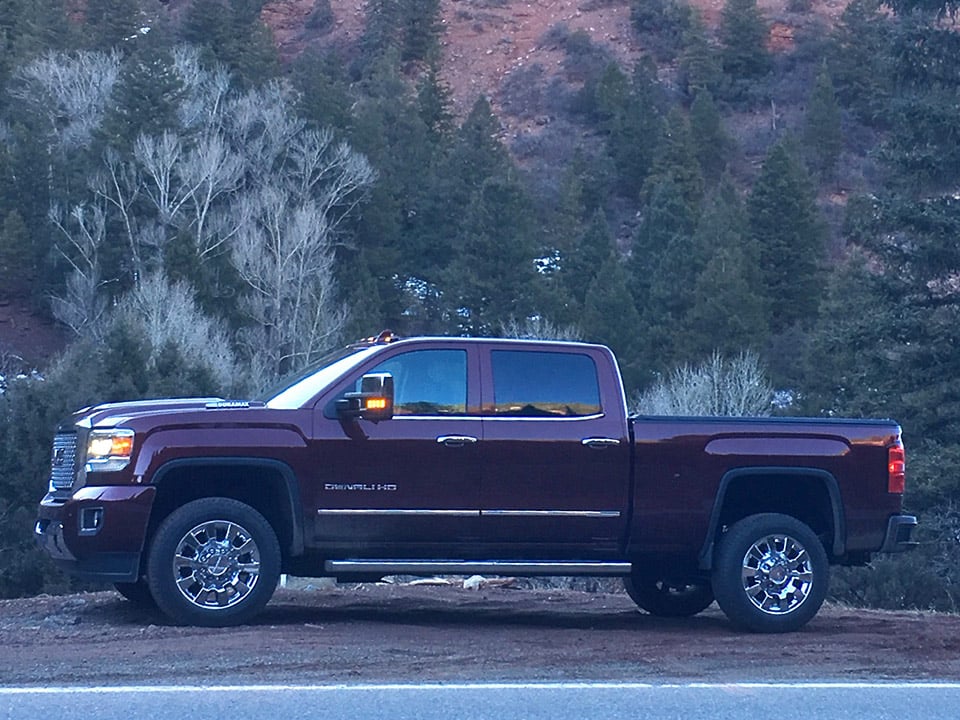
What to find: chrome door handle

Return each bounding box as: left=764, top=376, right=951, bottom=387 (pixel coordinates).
left=582, top=437, right=621, bottom=449
left=437, top=435, right=478, bottom=447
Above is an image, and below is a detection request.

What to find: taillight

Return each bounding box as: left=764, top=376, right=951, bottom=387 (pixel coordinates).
left=888, top=443, right=906, bottom=494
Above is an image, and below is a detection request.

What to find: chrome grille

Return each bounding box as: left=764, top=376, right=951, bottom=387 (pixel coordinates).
left=49, top=432, right=78, bottom=491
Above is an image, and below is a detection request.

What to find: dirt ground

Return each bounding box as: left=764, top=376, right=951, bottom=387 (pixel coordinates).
left=2, top=581, right=958, bottom=686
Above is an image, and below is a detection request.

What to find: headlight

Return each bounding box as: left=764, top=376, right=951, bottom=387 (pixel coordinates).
left=85, top=429, right=135, bottom=472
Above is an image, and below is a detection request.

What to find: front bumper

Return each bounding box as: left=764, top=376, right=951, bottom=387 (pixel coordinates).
left=35, top=485, right=156, bottom=583
left=879, top=513, right=918, bottom=553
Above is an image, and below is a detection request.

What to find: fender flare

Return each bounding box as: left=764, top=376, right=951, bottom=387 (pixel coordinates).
left=150, top=457, right=305, bottom=557
left=697, top=466, right=845, bottom=570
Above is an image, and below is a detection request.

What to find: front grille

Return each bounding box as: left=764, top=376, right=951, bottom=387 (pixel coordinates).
left=50, top=432, right=79, bottom=491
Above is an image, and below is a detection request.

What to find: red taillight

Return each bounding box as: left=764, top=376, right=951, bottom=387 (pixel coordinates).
left=888, top=443, right=906, bottom=494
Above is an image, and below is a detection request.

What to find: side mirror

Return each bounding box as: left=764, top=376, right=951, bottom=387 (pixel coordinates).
left=337, top=372, right=394, bottom=422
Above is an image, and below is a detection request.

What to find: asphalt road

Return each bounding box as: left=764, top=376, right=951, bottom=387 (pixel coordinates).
left=4, top=682, right=960, bottom=720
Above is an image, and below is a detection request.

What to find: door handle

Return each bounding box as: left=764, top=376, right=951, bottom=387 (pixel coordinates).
left=582, top=437, right=621, bottom=449
left=437, top=435, right=479, bottom=447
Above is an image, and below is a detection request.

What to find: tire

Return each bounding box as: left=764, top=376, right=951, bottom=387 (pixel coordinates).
left=624, top=573, right=715, bottom=617
left=146, top=497, right=281, bottom=627
left=712, top=513, right=828, bottom=633
left=113, top=578, right=156, bottom=607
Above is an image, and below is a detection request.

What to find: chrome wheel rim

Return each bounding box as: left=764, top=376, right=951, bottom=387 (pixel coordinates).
left=172, top=519, right=262, bottom=610
left=741, top=533, right=814, bottom=615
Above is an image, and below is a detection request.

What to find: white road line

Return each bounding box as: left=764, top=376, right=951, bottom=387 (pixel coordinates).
left=2, top=682, right=960, bottom=694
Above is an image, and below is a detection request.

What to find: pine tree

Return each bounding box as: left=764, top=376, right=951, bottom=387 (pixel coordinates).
left=718, top=0, right=771, bottom=80
left=593, top=62, right=663, bottom=199
left=678, top=11, right=723, bottom=97
left=98, top=33, right=185, bottom=153
left=83, top=0, right=142, bottom=52
left=417, top=66, right=454, bottom=142
left=582, top=255, right=644, bottom=391
left=803, top=66, right=843, bottom=184
left=562, top=208, right=617, bottom=308
left=645, top=106, right=704, bottom=211
left=689, top=91, right=730, bottom=184
left=748, top=140, right=826, bottom=333
left=830, top=0, right=892, bottom=126
left=402, top=0, right=442, bottom=63
left=0, top=210, right=31, bottom=296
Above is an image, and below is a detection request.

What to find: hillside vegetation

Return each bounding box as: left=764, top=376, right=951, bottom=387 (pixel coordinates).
left=0, top=0, right=958, bottom=609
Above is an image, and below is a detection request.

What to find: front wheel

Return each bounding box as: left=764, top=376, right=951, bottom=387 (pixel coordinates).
left=712, top=513, right=828, bottom=633
left=146, top=497, right=281, bottom=627
left=624, top=573, right=715, bottom=617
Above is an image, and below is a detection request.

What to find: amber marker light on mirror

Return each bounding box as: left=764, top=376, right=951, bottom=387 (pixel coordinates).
left=366, top=398, right=388, bottom=411
left=888, top=443, right=906, bottom=494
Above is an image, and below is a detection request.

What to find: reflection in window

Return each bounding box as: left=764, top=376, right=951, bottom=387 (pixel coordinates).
left=368, top=349, right=467, bottom=415
left=491, top=351, right=601, bottom=417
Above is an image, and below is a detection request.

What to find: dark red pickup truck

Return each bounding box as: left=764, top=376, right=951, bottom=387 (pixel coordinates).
left=36, top=334, right=916, bottom=632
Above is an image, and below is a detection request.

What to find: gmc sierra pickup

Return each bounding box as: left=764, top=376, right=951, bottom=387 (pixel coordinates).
left=36, top=333, right=917, bottom=632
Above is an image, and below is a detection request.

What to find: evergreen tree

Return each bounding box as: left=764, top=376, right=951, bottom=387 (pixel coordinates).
left=830, top=0, right=892, bottom=126
left=645, top=106, right=704, bottom=211
left=180, top=0, right=278, bottom=84
left=402, top=0, right=442, bottom=63
left=689, top=91, right=730, bottom=184
left=0, top=210, right=31, bottom=296
left=293, top=50, right=353, bottom=131
left=592, top=62, right=663, bottom=199
left=98, top=32, right=184, bottom=153
left=684, top=245, right=768, bottom=359
left=718, top=0, right=771, bottom=80
left=581, top=254, right=644, bottom=391
left=446, top=174, right=536, bottom=336
left=803, top=66, right=843, bottom=184
left=84, top=0, right=142, bottom=52
left=748, top=140, right=826, bottom=333
left=416, top=65, right=454, bottom=142
left=678, top=11, right=723, bottom=97
left=562, top=208, right=617, bottom=308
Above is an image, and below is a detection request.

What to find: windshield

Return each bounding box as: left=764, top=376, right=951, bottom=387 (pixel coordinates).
left=263, top=345, right=381, bottom=409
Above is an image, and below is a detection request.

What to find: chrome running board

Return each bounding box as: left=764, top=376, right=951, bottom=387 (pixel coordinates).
left=324, top=560, right=632, bottom=576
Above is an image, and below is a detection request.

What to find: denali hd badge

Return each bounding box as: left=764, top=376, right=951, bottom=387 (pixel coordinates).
left=324, top=483, right=398, bottom=492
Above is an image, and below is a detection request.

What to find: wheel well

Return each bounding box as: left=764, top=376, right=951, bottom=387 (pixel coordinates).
left=146, top=460, right=302, bottom=567
left=701, top=469, right=842, bottom=568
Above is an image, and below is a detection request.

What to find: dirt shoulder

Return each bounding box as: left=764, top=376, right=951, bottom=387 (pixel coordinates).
left=2, top=583, right=957, bottom=687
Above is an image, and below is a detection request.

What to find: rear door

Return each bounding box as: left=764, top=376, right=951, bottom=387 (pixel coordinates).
left=479, top=345, right=630, bottom=549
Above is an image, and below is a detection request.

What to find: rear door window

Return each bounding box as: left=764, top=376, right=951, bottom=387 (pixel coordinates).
left=490, top=350, right=601, bottom=417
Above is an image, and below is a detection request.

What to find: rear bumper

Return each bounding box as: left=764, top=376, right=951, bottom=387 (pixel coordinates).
left=879, top=513, right=918, bottom=553
left=35, top=485, right=156, bottom=583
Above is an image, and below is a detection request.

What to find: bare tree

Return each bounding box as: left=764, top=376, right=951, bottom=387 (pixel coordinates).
left=48, top=204, right=110, bottom=336
left=632, top=351, right=774, bottom=417
left=10, top=50, right=120, bottom=151
left=500, top=316, right=583, bottom=341
left=232, top=188, right=349, bottom=383
left=122, top=273, right=239, bottom=391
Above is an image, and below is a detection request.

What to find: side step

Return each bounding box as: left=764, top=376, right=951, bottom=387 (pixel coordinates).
left=324, top=560, right=632, bottom=577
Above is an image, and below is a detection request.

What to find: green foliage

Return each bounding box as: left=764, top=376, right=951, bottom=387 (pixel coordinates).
left=718, top=0, right=771, bottom=101
left=689, top=91, right=730, bottom=184
left=803, top=66, right=843, bottom=183
left=748, top=139, right=826, bottom=333
left=629, top=0, right=694, bottom=61
left=83, top=0, right=142, bottom=52
left=829, top=0, right=892, bottom=126
left=180, top=0, right=279, bottom=84
left=582, top=254, right=644, bottom=390
left=0, top=209, right=31, bottom=296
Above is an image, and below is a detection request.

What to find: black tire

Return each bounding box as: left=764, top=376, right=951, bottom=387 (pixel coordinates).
left=712, top=513, right=828, bottom=633
left=113, top=578, right=156, bottom=607
left=146, top=497, right=281, bottom=627
left=623, top=574, right=715, bottom=617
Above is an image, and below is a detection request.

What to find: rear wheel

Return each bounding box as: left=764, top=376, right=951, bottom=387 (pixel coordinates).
left=147, top=497, right=281, bottom=627
left=712, top=513, right=828, bottom=633
left=624, top=573, right=715, bottom=617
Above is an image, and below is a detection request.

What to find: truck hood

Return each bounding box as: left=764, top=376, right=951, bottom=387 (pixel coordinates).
left=70, top=398, right=265, bottom=429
